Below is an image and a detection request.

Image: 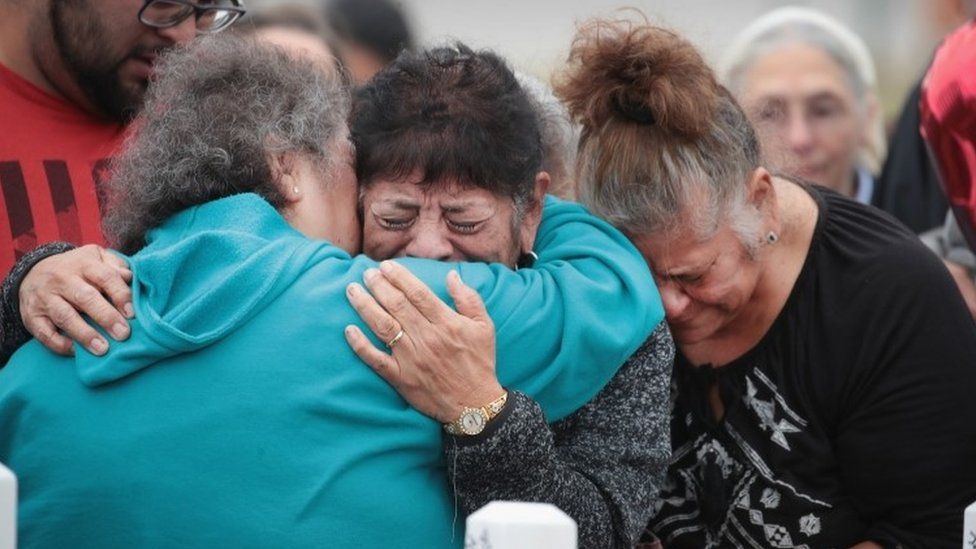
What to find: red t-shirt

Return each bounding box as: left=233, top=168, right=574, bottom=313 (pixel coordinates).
left=0, top=62, right=126, bottom=276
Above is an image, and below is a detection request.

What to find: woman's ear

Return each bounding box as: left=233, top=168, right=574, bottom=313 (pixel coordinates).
left=270, top=151, right=303, bottom=205
left=748, top=167, right=774, bottom=207
left=519, top=171, right=551, bottom=253
left=748, top=167, right=780, bottom=235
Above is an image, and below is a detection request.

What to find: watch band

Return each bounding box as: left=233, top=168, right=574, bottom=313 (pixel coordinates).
left=443, top=391, right=509, bottom=436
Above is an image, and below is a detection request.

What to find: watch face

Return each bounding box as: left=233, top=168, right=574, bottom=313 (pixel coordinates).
left=460, top=409, right=487, bottom=435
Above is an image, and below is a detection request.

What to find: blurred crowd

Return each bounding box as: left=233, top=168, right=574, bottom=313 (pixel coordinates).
left=0, top=1, right=975, bottom=548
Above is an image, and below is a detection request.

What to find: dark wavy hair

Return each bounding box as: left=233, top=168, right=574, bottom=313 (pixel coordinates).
left=349, top=43, right=544, bottom=213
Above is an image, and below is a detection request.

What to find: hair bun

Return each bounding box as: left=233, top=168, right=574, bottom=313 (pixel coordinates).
left=612, top=95, right=655, bottom=124
left=556, top=19, right=720, bottom=140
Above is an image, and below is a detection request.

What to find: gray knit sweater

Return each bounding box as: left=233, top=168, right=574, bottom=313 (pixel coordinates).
left=447, top=324, right=673, bottom=548
left=1, top=246, right=674, bottom=547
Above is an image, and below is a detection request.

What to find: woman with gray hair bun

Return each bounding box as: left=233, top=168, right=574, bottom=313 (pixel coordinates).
left=719, top=6, right=885, bottom=203
left=557, top=16, right=976, bottom=549
left=0, top=33, right=664, bottom=547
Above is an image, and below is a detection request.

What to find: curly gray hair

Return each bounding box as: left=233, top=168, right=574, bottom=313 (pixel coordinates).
left=103, top=34, right=349, bottom=254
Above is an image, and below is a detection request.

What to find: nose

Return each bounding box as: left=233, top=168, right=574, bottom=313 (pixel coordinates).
left=155, top=15, right=198, bottom=45
left=404, top=226, right=454, bottom=261
left=659, top=281, right=692, bottom=321
left=786, top=110, right=815, bottom=154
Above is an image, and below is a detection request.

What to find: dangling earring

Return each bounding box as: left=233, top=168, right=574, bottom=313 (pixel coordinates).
left=515, top=250, right=539, bottom=270
left=766, top=231, right=779, bottom=244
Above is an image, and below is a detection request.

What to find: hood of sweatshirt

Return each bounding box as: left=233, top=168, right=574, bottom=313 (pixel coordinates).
left=75, top=193, right=346, bottom=387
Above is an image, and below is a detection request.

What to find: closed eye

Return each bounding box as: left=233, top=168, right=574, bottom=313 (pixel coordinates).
left=376, top=216, right=415, bottom=231
left=447, top=219, right=484, bottom=234
left=673, top=272, right=704, bottom=284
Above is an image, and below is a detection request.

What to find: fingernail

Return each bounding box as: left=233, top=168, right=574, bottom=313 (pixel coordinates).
left=346, top=283, right=360, bottom=296
left=344, top=325, right=355, bottom=337
left=89, top=338, right=108, bottom=355
left=364, top=268, right=379, bottom=282
left=124, top=303, right=135, bottom=318
left=379, top=260, right=394, bottom=274
left=449, top=270, right=461, bottom=283
left=111, top=323, right=129, bottom=340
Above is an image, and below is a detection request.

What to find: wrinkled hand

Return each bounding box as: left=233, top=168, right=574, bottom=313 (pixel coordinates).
left=344, top=261, right=503, bottom=423
left=944, top=259, right=976, bottom=320
left=19, top=245, right=133, bottom=356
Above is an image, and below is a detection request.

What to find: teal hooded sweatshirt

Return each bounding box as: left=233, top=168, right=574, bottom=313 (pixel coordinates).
left=0, top=193, right=663, bottom=548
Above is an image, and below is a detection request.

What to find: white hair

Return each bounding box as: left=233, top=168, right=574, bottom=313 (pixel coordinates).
left=515, top=71, right=579, bottom=199
left=719, top=6, right=886, bottom=174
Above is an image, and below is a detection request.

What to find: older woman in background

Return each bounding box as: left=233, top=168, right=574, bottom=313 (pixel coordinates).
left=720, top=7, right=885, bottom=203
left=557, top=17, right=976, bottom=548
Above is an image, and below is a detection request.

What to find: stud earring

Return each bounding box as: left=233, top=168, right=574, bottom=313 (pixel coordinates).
left=766, top=231, right=779, bottom=244
left=293, top=186, right=300, bottom=194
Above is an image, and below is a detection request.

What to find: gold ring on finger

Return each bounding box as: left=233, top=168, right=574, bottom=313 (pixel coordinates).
left=387, top=329, right=405, bottom=349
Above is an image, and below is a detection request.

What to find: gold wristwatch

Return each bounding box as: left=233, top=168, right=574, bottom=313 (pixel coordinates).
left=443, top=391, right=509, bottom=436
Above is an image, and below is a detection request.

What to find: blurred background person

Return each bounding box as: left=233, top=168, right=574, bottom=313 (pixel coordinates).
left=875, top=0, right=975, bottom=234
left=325, top=0, right=414, bottom=85
left=920, top=16, right=976, bottom=319
left=720, top=6, right=885, bottom=203
left=237, top=3, right=342, bottom=70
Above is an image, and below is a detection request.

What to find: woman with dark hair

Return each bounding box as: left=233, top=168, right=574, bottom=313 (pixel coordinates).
left=342, top=43, right=673, bottom=549
left=556, top=18, right=976, bottom=549
left=0, top=36, right=663, bottom=547
left=351, top=44, right=549, bottom=266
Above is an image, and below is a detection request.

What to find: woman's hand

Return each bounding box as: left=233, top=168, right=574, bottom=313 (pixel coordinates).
left=19, top=245, right=133, bottom=356
left=343, top=260, right=504, bottom=424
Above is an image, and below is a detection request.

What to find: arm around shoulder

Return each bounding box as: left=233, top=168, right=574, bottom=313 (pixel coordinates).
left=1, top=242, right=77, bottom=366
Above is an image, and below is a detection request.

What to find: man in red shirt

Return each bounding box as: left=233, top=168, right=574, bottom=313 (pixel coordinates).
left=0, top=0, right=245, bottom=276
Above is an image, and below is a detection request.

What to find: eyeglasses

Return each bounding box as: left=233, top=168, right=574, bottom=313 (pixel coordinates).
left=139, top=0, right=246, bottom=35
